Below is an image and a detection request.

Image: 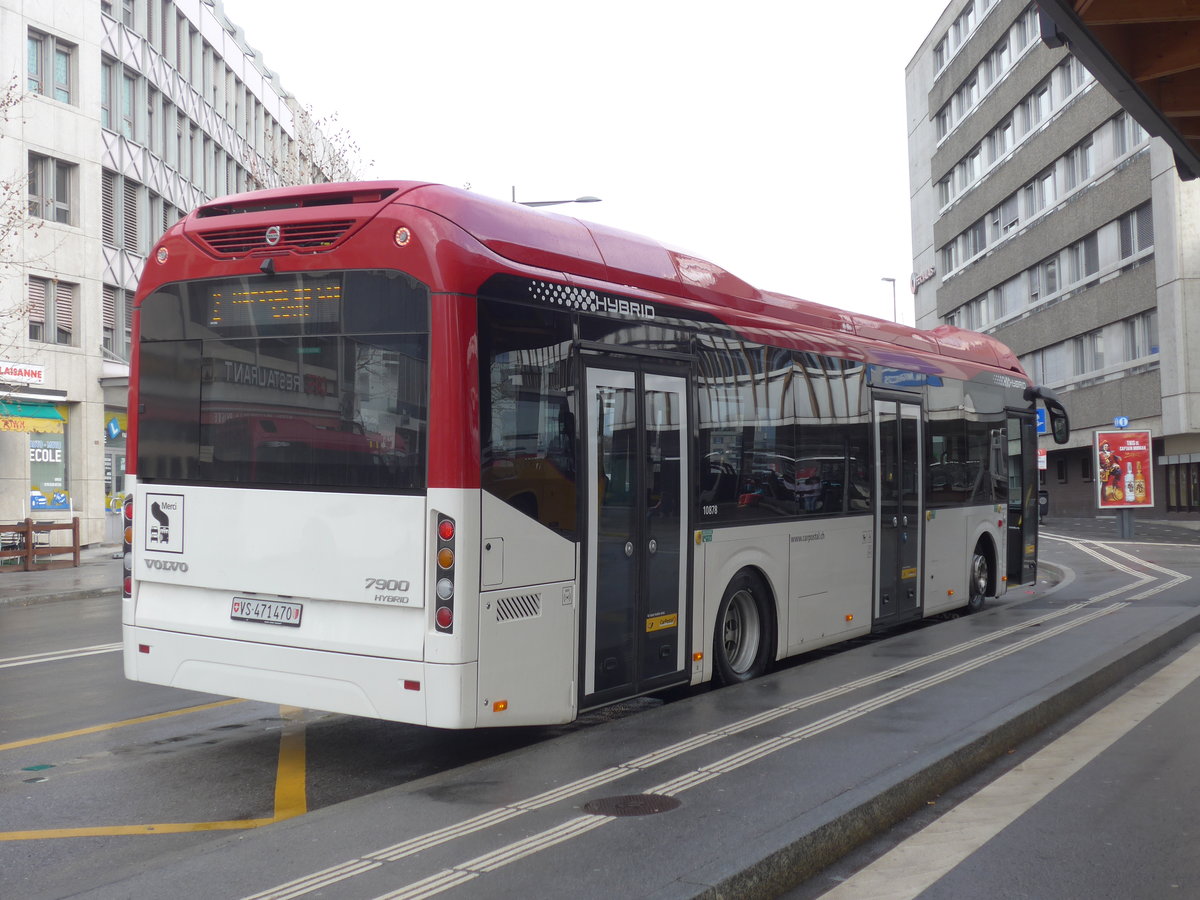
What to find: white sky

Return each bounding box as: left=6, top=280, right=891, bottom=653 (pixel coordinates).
left=225, top=0, right=951, bottom=324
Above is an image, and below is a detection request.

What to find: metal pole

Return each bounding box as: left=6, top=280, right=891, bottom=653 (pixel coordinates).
left=881, top=277, right=897, bottom=322
left=1118, top=508, right=1135, bottom=540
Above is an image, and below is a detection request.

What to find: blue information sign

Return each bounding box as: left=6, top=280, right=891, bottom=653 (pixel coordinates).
left=1036, top=409, right=1047, bottom=434
left=1113, top=416, right=1130, bottom=428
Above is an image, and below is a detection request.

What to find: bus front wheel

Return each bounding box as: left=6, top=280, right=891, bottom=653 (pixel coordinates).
left=967, top=544, right=990, bottom=613
left=714, top=570, right=773, bottom=685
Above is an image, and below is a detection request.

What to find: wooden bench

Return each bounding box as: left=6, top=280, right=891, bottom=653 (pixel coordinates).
left=0, top=518, right=81, bottom=570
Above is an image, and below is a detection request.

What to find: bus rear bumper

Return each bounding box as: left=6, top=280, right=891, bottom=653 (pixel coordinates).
left=123, top=625, right=480, bottom=728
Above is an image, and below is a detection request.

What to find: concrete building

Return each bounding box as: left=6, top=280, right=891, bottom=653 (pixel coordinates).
left=0, top=0, right=341, bottom=545
left=907, top=0, right=1200, bottom=518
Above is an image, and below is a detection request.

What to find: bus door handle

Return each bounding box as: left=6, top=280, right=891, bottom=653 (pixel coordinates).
left=890, top=516, right=898, bottom=527
left=648, top=539, right=657, bottom=555
left=624, top=541, right=634, bottom=558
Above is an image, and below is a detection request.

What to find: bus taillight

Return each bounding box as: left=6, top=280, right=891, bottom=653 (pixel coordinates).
left=434, top=513, right=455, bottom=633
left=122, top=494, right=133, bottom=599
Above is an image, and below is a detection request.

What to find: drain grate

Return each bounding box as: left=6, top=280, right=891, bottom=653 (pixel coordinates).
left=582, top=793, right=681, bottom=817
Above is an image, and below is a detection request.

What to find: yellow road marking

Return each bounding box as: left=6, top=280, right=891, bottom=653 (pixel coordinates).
left=0, top=819, right=275, bottom=840
left=274, top=706, right=308, bottom=820
left=0, top=699, right=245, bottom=752
left=0, top=705, right=308, bottom=841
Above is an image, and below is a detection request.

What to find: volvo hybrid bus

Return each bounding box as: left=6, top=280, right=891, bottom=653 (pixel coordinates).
left=122, top=181, right=1069, bottom=728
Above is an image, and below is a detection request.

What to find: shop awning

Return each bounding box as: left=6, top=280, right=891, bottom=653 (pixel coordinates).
left=0, top=400, right=67, bottom=433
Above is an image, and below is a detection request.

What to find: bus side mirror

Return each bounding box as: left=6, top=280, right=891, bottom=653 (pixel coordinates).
left=1047, top=401, right=1070, bottom=444
left=1025, top=386, right=1070, bottom=445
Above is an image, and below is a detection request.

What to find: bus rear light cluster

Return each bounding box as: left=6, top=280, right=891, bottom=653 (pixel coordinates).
left=122, top=494, right=133, bottom=598
left=434, top=513, right=455, bottom=633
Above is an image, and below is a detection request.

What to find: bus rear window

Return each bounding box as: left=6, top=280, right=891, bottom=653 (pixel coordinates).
left=137, top=271, right=428, bottom=492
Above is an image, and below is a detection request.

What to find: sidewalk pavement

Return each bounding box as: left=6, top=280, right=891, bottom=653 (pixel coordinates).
left=0, top=544, right=122, bottom=607
left=0, top=517, right=1196, bottom=610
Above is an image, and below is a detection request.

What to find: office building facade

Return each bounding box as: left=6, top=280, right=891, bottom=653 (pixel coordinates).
left=1, top=0, right=339, bottom=544
left=907, top=0, right=1200, bottom=518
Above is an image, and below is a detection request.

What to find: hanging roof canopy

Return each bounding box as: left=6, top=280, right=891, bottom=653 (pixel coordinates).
left=1038, top=0, right=1200, bottom=180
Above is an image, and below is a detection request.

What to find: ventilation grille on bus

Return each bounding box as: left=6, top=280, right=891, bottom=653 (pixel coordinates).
left=495, top=593, right=542, bottom=622
left=193, top=220, right=355, bottom=256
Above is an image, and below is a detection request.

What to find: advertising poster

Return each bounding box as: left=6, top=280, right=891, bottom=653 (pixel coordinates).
left=30, top=433, right=71, bottom=510
left=1095, top=430, right=1153, bottom=509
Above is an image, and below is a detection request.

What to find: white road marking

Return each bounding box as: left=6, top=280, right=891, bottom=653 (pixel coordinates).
left=818, top=637, right=1200, bottom=899
left=0, top=642, right=122, bottom=669
left=241, top=538, right=1187, bottom=900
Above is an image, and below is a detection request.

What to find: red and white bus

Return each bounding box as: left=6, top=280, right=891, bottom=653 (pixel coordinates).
left=122, top=181, right=1069, bottom=728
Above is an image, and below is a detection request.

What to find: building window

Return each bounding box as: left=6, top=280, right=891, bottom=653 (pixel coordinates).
left=103, top=285, right=134, bottom=359
left=1067, top=233, right=1099, bottom=284
left=1040, top=255, right=1059, bottom=296
left=942, top=243, right=959, bottom=274
left=1072, top=329, right=1104, bottom=376
left=101, top=169, right=144, bottom=254
left=1113, top=112, right=1149, bottom=157
left=937, top=175, right=953, bottom=208
left=28, top=277, right=75, bottom=345
left=992, top=193, right=1019, bottom=238
left=121, top=71, right=137, bottom=139
left=28, top=30, right=74, bottom=104
left=1120, top=203, right=1154, bottom=258
left=28, top=153, right=74, bottom=225
left=100, top=58, right=114, bottom=129
left=936, top=106, right=950, bottom=140
left=1056, top=458, right=1068, bottom=483
left=1081, top=456, right=1093, bottom=482
left=1064, top=137, right=1094, bottom=190
left=1124, top=311, right=1159, bottom=360
left=1022, top=83, right=1051, bottom=133
left=1024, top=168, right=1056, bottom=217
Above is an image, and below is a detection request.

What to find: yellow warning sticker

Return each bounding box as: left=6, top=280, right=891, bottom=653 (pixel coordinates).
left=646, top=614, right=678, bottom=633
left=900, top=566, right=918, bottom=580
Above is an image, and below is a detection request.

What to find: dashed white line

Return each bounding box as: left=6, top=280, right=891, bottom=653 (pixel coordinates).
left=243, top=537, right=1186, bottom=900
left=817, top=634, right=1200, bottom=899
left=0, top=642, right=122, bottom=669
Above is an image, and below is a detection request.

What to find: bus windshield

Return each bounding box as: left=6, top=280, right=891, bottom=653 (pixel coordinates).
left=136, top=269, right=429, bottom=492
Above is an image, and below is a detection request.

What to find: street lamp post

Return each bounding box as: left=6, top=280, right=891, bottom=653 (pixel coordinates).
left=511, top=186, right=601, bottom=208
left=881, top=277, right=897, bottom=323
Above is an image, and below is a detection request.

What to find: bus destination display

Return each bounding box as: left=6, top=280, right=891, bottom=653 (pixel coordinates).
left=207, top=277, right=342, bottom=329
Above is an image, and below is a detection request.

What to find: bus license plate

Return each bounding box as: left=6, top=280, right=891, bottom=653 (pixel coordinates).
left=231, top=597, right=303, bottom=627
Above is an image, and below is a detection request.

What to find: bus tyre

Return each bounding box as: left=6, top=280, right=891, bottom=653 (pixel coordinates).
left=714, top=570, right=773, bottom=685
left=967, top=544, right=990, bottom=613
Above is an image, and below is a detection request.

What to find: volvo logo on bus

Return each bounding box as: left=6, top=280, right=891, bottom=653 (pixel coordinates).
left=265, top=225, right=282, bottom=245
left=145, top=559, right=189, bottom=572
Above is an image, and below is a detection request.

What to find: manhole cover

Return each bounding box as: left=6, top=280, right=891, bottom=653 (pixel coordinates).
left=582, top=793, right=681, bottom=817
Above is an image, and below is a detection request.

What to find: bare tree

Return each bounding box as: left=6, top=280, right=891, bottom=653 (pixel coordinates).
left=0, top=75, right=44, bottom=376
left=243, top=103, right=373, bottom=191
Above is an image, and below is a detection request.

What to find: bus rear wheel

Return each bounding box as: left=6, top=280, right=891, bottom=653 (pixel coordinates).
left=714, top=570, right=773, bottom=685
left=967, top=544, right=990, bottom=612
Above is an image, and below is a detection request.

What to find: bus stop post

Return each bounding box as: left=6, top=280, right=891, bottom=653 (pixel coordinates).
left=1117, top=508, right=1135, bottom=540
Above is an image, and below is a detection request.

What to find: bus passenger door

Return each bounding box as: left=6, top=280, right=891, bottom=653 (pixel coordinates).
left=583, top=366, right=689, bottom=705
left=1007, top=412, right=1039, bottom=584
left=873, top=397, right=923, bottom=626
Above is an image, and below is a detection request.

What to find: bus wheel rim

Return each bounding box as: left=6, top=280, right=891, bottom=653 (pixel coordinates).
left=972, top=552, right=988, bottom=600
left=723, top=588, right=761, bottom=674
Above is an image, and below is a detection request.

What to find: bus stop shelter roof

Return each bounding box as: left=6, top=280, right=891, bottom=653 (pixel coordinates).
left=1038, top=0, right=1200, bottom=181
